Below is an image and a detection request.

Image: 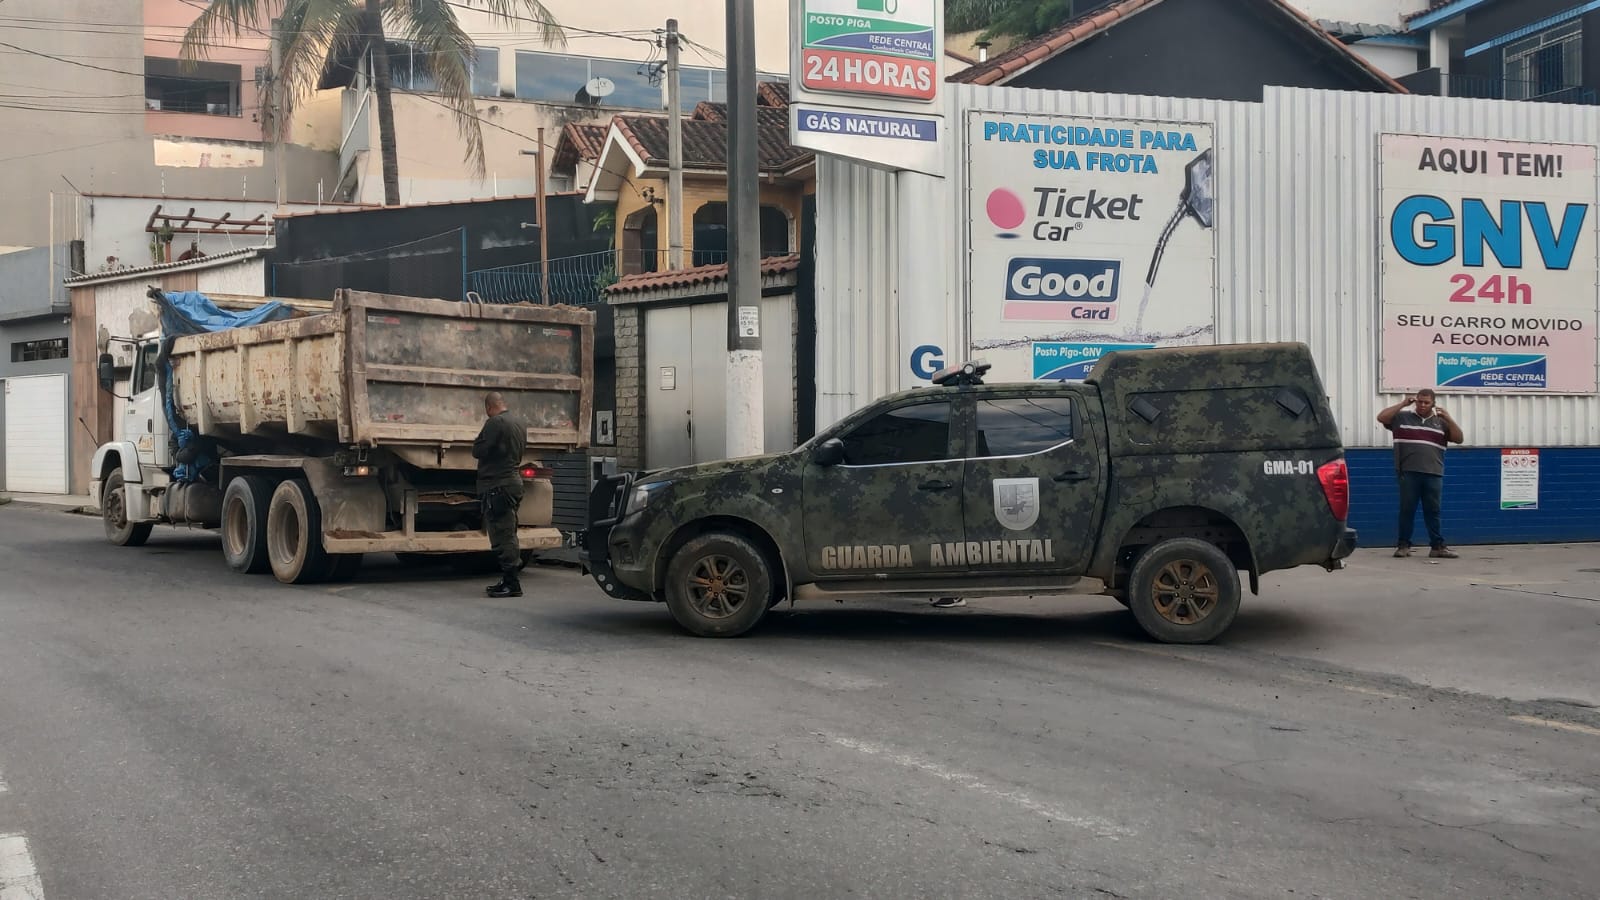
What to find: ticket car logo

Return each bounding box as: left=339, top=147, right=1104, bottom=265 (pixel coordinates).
left=985, top=188, right=1027, bottom=238
left=1003, top=258, right=1121, bottom=322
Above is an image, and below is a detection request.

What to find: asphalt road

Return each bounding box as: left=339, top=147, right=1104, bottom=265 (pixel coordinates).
left=1, top=506, right=1597, bottom=899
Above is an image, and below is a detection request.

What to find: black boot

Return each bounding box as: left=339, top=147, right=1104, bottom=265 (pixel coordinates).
left=486, top=570, right=522, bottom=598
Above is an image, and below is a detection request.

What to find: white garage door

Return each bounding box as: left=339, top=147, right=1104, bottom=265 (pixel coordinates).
left=4, top=374, right=68, bottom=494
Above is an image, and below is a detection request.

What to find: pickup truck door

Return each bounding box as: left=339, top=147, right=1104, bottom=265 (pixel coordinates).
left=961, top=393, right=1105, bottom=576
left=802, top=396, right=969, bottom=578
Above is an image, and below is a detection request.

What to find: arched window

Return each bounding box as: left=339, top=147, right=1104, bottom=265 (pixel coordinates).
left=692, top=202, right=792, bottom=266
left=622, top=206, right=658, bottom=275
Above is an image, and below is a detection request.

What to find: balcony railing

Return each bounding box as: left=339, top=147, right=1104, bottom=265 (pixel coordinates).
left=1447, top=73, right=1598, bottom=106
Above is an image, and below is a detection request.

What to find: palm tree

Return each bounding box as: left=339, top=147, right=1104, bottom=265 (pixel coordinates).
left=181, top=0, right=564, bottom=206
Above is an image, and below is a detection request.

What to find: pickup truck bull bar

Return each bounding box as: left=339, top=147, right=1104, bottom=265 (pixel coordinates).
left=578, top=471, right=653, bottom=602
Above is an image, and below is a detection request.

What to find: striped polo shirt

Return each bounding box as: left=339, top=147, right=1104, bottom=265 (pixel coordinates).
left=1387, top=410, right=1447, bottom=475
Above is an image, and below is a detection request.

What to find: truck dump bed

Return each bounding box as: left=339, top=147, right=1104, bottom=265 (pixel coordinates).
left=170, top=290, right=593, bottom=456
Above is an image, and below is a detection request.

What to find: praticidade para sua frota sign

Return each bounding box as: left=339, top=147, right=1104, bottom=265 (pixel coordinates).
left=1378, top=134, right=1598, bottom=394
left=965, top=112, right=1219, bottom=382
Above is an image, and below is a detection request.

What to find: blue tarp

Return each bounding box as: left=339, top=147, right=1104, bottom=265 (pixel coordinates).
left=154, top=289, right=294, bottom=336
left=150, top=290, right=292, bottom=482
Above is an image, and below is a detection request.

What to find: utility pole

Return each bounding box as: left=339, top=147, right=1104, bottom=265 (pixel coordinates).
left=724, top=0, right=762, bottom=458
left=665, top=18, right=684, bottom=270
left=519, top=141, right=552, bottom=304
left=537, top=126, right=550, bottom=304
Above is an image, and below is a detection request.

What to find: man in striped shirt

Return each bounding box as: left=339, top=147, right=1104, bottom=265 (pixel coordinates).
left=1377, top=389, right=1464, bottom=558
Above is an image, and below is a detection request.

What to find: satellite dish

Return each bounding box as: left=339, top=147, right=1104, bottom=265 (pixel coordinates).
left=584, top=77, right=615, bottom=99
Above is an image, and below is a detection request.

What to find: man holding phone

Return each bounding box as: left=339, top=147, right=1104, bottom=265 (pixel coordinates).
left=1377, top=389, right=1464, bottom=558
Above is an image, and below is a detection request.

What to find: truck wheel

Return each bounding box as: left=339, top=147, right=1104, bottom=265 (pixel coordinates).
left=1126, top=538, right=1241, bottom=644
left=102, top=468, right=153, bottom=547
left=663, top=533, right=773, bottom=638
left=221, top=475, right=273, bottom=574
left=266, top=478, right=334, bottom=584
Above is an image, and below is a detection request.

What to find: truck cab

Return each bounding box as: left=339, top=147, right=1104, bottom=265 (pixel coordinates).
left=583, top=343, right=1357, bottom=644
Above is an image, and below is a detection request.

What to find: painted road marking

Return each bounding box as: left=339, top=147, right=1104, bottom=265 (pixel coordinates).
left=822, top=734, right=1133, bottom=838
left=0, top=833, right=45, bottom=900
left=1509, top=715, right=1600, bottom=738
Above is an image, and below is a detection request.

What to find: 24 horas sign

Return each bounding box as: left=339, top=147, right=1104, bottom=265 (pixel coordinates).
left=800, top=0, right=938, bottom=101
left=1378, top=134, right=1598, bottom=394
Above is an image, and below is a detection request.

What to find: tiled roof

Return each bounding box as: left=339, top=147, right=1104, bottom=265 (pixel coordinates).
left=551, top=122, right=610, bottom=174
left=757, top=81, right=790, bottom=107
left=1317, top=19, right=1404, bottom=39
left=613, top=110, right=809, bottom=172
left=692, top=101, right=727, bottom=122
left=947, top=0, right=1406, bottom=93
left=64, top=246, right=263, bottom=286
left=607, top=254, right=801, bottom=296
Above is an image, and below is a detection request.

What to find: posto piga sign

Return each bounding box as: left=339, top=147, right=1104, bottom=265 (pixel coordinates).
left=800, top=0, right=938, bottom=102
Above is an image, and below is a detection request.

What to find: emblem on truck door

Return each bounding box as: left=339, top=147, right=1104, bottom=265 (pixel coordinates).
left=992, top=478, right=1041, bottom=531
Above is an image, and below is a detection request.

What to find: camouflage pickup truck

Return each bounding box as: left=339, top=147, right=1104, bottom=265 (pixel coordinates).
left=581, top=342, right=1357, bottom=644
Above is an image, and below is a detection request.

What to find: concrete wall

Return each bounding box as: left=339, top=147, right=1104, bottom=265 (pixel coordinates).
left=0, top=0, right=339, bottom=248
left=0, top=247, right=68, bottom=316
left=336, top=0, right=793, bottom=205
left=1350, top=42, right=1426, bottom=78
left=1291, top=0, right=1428, bottom=23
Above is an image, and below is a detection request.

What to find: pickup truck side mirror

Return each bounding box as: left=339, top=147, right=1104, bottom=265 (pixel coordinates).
left=814, top=438, right=845, bottom=467
left=97, top=353, right=115, bottom=393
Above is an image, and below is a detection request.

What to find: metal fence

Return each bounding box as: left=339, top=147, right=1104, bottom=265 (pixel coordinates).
left=1448, top=73, right=1598, bottom=106
left=466, top=249, right=731, bottom=306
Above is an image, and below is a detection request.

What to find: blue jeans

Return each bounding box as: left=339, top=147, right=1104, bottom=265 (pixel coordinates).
left=1397, top=471, right=1444, bottom=548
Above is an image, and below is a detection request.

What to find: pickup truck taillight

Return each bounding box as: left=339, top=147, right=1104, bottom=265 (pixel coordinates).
left=1317, top=459, right=1350, bottom=521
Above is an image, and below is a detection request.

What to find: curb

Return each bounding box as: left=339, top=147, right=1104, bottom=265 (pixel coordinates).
left=2, top=500, right=99, bottom=517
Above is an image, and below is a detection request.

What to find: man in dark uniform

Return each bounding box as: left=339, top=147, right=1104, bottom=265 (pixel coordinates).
left=473, top=391, right=528, bottom=597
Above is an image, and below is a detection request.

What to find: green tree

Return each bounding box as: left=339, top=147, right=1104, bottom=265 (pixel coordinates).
left=181, top=0, right=564, bottom=206
left=945, top=0, right=1079, bottom=42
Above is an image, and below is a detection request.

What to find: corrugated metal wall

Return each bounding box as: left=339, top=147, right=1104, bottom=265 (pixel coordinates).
left=815, top=84, right=1600, bottom=450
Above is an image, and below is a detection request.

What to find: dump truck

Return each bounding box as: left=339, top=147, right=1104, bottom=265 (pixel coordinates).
left=91, top=288, right=594, bottom=584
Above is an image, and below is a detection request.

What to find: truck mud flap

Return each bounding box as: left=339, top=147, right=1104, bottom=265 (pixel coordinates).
left=579, top=471, right=652, bottom=602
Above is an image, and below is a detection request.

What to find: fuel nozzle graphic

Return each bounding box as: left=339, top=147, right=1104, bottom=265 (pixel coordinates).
left=1134, top=148, right=1215, bottom=334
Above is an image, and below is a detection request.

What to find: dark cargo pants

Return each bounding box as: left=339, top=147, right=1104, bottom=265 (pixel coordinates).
left=482, top=483, right=524, bottom=575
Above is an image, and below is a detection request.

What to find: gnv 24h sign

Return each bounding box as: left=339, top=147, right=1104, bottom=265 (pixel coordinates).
left=1378, top=134, right=1598, bottom=394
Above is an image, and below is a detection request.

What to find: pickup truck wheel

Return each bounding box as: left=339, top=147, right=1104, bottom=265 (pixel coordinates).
left=266, top=478, right=335, bottom=584
left=102, top=468, right=153, bottom=547
left=1126, top=538, right=1241, bottom=644
left=221, top=475, right=272, bottom=574
left=664, top=533, right=773, bottom=638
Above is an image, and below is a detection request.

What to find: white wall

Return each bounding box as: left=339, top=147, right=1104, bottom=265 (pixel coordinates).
left=1350, top=43, right=1424, bottom=78
left=1287, top=0, right=1428, bottom=24
left=814, top=84, right=1600, bottom=450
